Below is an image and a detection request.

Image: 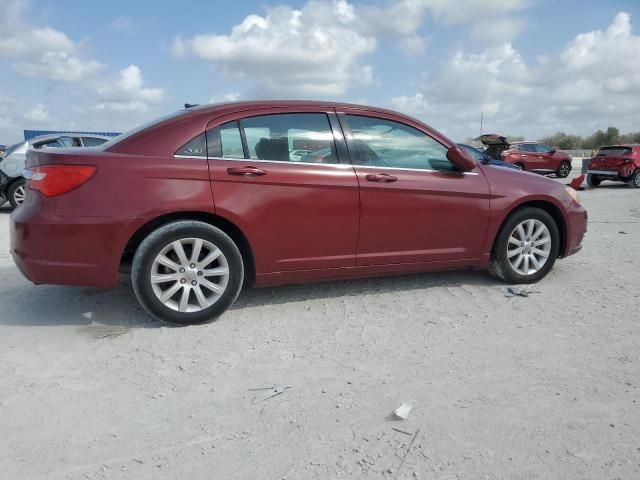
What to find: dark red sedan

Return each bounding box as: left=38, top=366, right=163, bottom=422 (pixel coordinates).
left=11, top=101, right=587, bottom=323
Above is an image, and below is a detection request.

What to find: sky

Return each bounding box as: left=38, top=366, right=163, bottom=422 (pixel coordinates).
left=1, top=0, right=639, bottom=144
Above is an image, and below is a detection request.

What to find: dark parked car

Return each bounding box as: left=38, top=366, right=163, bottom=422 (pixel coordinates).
left=587, top=145, right=640, bottom=188
left=458, top=143, right=519, bottom=170
left=11, top=101, right=587, bottom=324
left=477, top=135, right=572, bottom=177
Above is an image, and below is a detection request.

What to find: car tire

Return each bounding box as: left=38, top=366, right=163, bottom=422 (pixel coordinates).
left=556, top=160, right=571, bottom=178
left=586, top=174, right=601, bottom=187
left=7, top=178, right=26, bottom=208
left=132, top=220, right=244, bottom=324
left=514, top=162, right=525, bottom=171
left=628, top=169, right=640, bottom=189
left=488, top=207, right=560, bottom=284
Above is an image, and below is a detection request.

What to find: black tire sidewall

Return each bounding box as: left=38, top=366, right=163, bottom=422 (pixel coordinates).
left=515, top=162, right=525, bottom=171
left=493, top=208, right=560, bottom=284
left=587, top=174, right=601, bottom=187
left=8, top=178, right=26, bottom=208
left=557, top=161, right=571, bottom=178
left=630, top=170, right=640, bottom=189
left=132, top=222, right=244, bottom=324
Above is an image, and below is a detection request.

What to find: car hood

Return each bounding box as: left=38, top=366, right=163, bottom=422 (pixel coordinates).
left=476, top=134, right=510, bottom=147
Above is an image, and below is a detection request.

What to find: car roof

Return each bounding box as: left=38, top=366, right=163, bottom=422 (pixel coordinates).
left=183, top=100, right=417, bottom=118
left=510, top=141, right=540, bottom=145
left=106, top=100, right=454, bottom=157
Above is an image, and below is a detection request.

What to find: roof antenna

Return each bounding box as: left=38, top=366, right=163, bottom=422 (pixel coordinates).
left=184, top=103, right=199, bottom=109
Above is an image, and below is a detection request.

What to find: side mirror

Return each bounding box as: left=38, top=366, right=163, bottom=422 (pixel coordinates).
left=446, top=145, right=477, bottom=171
left=550, top=148, right=556, bottom=154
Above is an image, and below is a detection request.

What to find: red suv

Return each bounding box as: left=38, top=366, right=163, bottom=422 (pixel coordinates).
left=11, top=101, right=587, bottom=324
left=587, top=145, right=640, bottom=188
left=502, top=142, right=573, bottom=177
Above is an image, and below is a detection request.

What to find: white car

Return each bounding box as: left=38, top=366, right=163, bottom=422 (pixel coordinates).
left=0, top=134, right=112, bottom=208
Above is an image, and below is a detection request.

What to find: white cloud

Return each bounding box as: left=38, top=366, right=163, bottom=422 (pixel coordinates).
left=24, top=103, right=49, bottom=123
left=0, top=13, right=104, bottom=82
left=391, top=12, right=640, bottom=139
left=172, top=1, right=375, bottom=97
left=0, top=1, right=165, bottom=140
left=95, top=65, right=164, bottom=113
left=172, top=0, right=530, bottom=98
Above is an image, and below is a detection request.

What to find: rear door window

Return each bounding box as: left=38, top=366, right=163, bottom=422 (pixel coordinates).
left=239, top=113, right=338, bottom=164
left=533, top=144, right=553, bottom=154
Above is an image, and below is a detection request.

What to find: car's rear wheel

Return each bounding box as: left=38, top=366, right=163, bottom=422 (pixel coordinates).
left=628, top=169, right=640, bottom=189
left=514, top=162, right=525, bottom=171
left=132, top=221, right=244, bottom=324
left=556, top=160, right=571, bottom=178
left=488, top=207, right=560, bottom=284
left=587, top=174, right=601, bottom=187
left=8, top=178, right=26, bottom=208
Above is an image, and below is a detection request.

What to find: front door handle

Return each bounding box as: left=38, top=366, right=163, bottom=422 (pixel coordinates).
left=365, top=173, right=398, bottom=183
left=227, top=166, right=267, bottom=177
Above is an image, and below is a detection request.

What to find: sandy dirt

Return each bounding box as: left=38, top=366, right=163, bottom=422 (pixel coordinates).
left=1, top=164, right=639, bottom=479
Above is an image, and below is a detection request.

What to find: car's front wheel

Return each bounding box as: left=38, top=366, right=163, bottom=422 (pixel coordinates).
left=488, top=207, right=560, bottom=284
left=628, top=169, right=640, bottom=189
left=587, top=174, right=601, bottom=187
left=132, top=221, right=244, bottom=324
left=556, top=160, right=571, bottom=178
left=514, top=162, right=525, bottom=171
left=8, top=178, right=26, bottom=208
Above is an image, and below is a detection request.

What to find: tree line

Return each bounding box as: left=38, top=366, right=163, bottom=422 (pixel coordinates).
left=539, top=127, right=640, bottom=150
left=465, top=127, right=639, bottom=150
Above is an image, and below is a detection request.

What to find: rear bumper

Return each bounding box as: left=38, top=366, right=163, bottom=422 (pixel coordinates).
left=10, top=193, right=129, bottom=289
left=587, top=165, right=635, bottom=178
left=587, top=169, right=619, bottom=177
left=564, top=201, right=588, bottom=257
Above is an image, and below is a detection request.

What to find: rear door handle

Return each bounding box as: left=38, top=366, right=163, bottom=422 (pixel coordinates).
left=227, top=166, right=267, bottom=177
left=365, top=173, right=397, bottom=183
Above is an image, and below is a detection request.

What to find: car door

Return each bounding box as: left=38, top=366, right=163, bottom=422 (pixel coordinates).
left=205, top=109, right=360, bottom=274
left=533, top=144, right=557, bottom=170
left=338, top=111, right=491, bottom=266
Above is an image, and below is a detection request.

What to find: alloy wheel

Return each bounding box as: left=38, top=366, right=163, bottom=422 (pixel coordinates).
left=558, top=162, right=570, bottom=177
left=14, top=185, right=25, bottom=205
left=506, top=219, right=552, bottom=276
left=150, top=238, right=230, bottom=313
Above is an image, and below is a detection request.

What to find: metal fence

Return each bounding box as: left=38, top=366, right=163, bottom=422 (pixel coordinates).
left=562, top=150, right=593, bottom=159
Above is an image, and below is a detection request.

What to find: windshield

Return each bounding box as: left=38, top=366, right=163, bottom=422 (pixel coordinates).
left=596, top=146, right=633, bottom=157
left=99, top=110, right=189, bottom=150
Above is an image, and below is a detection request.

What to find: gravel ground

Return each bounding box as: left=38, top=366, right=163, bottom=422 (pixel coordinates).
left=1, top=164, right=639, bottom=479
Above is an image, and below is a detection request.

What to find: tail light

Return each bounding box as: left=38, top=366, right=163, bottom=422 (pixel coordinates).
left=26, top=165, right=97, bottom=197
